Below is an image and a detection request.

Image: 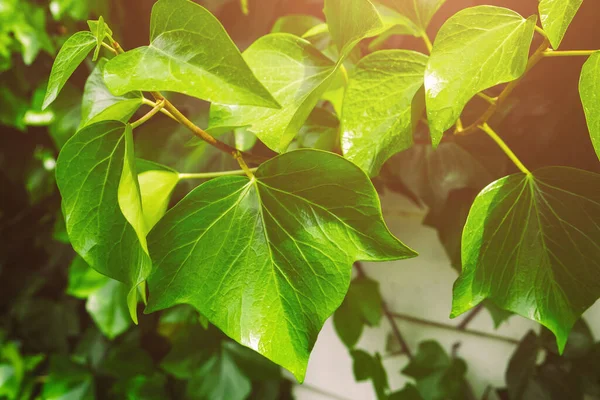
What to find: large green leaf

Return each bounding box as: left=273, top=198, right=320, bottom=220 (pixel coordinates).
left=103, top=0, right=278, bottom=108
left=451, top=167, right=600, bottom=352
left=208, top=34, right=337, bottom=153
left=86, top=280, right=132, bottom=340
left=376, top=0, right=446, bottom=32
left=56, top=121, right=152, bottom=323
left=323, top=0, right=384, bottom=59
left=146, top=149, right=416, bottom=381
left=425, top=6, right=536, bottom=146
left=539, top=0, right=583, bottom=49
left=81, top=58, right=143, bottom=128
left=43, top=31, right=96, bottom=110
left=579, top=51, right=600, bottom=161
left=341, top=50, right=427, bottom=176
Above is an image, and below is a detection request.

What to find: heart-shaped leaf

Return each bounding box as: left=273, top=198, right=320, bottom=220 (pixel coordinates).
left=579, top=51, right=600, bottom=161
left=56, top=121, right=152, bottom=322
left=539, top=0, right=583, bottom=49
left=103, top=0, right=278, bottom=108
left=342, top=50, right=427, bottom=176
left=452, top=167, right=600, bottom=352
left=425, top=6, right=536, bottom=146
left=146, top=149, right=416, bottom=381
left=376, top=0, right=447, bottom=32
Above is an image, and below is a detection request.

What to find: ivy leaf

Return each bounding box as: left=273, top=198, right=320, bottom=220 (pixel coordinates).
left=539, top=0, right=583, bottom=49
left=341, top=50, right=427, bottom=176
left=271, top=15, right=323, bottom=36
left=86, top=280, right=132, bottom=340
left=451, top=167, right=600, bottom=352
left=425, top=6, right=536, bottom=146
left=351, top=350, right=388, bottom=400
left=146, top=149, right=416, bottom=381
left=43, top=31, right=96, bottom=110
left=67, top=256, right=110, bottom=299
left=578, top=51, right=600, bottom=161
left=389, top=385, right=424, bottom=400
left=208, top=34, right=337, bottom=153
left=56, top=121, right=152, bottom=323
left=89, top=16, right=107, bottom=61
left=42, top=356, right=95, bottom=400
left=505, top=331, right=540, bottom=400
left=323, top=0, right=384, bottom=60
left=103, top=0, right=278, bottom=108
left=81, top=58, right=143, bottom=128
left=136, top=161, right=180, bottom=234
left=333, top=276, right=383, bottom=349
left=376, top=0, right=446, bottom=32
left=369, top=4, right=421, bottom=50
left=292, top=107, right=339, bottom=152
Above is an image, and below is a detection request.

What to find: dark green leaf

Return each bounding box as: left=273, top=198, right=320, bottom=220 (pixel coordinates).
left=66, top=256, right=110, bottom=299
left=389, top=384, right=425, bottom=400
left=425, top=6, right=536, bottom=146
left=506, top=331, right=540, bottom=400
left=81, top=58, right=143, bottom=128
left=209, top=33, right=337, bottom=153
left=42, top=356, right=95, bottom=400
left=146, top=149, right=416, bottom=381
left=540, top=318, right=595, bottom=359
left=452, top=167, right=600, bottom=352
left=86, top=279, right=132, bottom=339
left=113, top=373, right=168, bottom=400
left=351, top=350, right=388, bottom=400
left=103, top=0, right=278, bottom=108
left=539, top=0, right=583, bottom=49
left=43, top=31, right=96, bottom=110
left=578, top=51, right=600, bottom=161
left=342, top=50, right=427, bottom=176
left=56, top=121, right=152, bottom=322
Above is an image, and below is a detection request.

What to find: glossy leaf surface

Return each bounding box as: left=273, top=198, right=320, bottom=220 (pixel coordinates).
left=209, top=34, right=336, bottom=153
left=452, top=167, right=600, bottom=352
left=539, top=0, right=583, bottom=49
left=579, top=51, right=600, bottom=161
left=104, top=0, right=278, bottom=108
left=146, top=149, right=416, bottom=381
left=342, top=50, right=427, bottom=176
left=56, top=121, right=152, bottom=322
left=81, top=58, right=143, bottom=128
left=425, top=6, right=536, bottom=146
left=42, top=31, right=96, bottom=109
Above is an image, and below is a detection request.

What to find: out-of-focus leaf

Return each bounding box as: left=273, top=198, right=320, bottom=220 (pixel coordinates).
left=351, top=350, right=388, bottom=400
left=86, top=279, right=132, bottom=340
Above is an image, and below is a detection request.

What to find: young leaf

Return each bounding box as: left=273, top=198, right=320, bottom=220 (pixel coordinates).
left=578, top=51, right=600, bottom=161
left=342, top=50, right=427, bottom=176
left=271, top=15, right=323, bottom=36
left=539, top=0, right=583, bottom=49
left=452, top=167, right=600, bottom=352
left=136, top=161, right=180, bottom=234
left=90, top=16, right=106, bottom=61
left=56, top=121, right=152, bottom=323
left=425, top=6, right=536, bottom=146
left=81, top=58, right=143, bottom=128
left=103, top=0, right=278, bottom=108
left=376, top=0, right=447, bottom=32
left=42, top=31, right=96, bottom=110
left=333, top=276, right=383, bottom=349
left=86, top=280, right=132, bottom=340
left=323, top=0, right=384, bottom=60
left=208, top=34, right=337, bottom=153
left=146, top=149, right=416, bottom=381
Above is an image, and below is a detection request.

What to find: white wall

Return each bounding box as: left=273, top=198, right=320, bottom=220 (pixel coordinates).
left=293, top=191, right=600, bottom=400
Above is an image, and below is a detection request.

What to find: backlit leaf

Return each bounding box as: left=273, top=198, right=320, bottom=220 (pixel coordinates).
left=271, top=14, right=323, bottom=36
left=425, top=6, right=536, bottom=146
left=103, top=0, right=278, bottom=108
left=342, top=50, right=427, bottom=176
left=43, top=31, right=96, bottom=110
left=146, top=149, right=416, bottom=381
left=579, top=51, right=600, bottom=161
left=136, top=161, right=180, bottom=234
left=452, top=167, right=600, bottom=352
left=539, top=0, right=583, bottom=49
left=86, top=280, right=132, bottom=340
left=376, top=0, right=447, bottom=31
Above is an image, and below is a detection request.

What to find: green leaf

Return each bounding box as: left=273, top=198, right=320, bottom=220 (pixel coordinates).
left=67, top=256, right=110, bottom=299
left=90, top=16, right=107, bottom=61
left=579, top=51, right=600, bottom=161
left=505, top=331, right=540, bottom=400
left=342, top=50, right=427, bottom=176
left=292, top=107, right=339, bottom=152
left=56, top=121, right=152, bottom=323
left=103, top=0, right=278, bottom=108
left=539, top=0, right=583, bottom=49
left=137, top=164, right=180, bottom=234
left=451, top=167, right=600, bottom=352
left=376, top=0, right=446, bottom=32
left=424, top=6, right=536, bottom=146
left=86, top=279, right=132, bottom=340
left=271, top=14, right=323, bottom=36
left=43, top=31, right=96, bottom=110
left=323, top=0, right=384, bottom=59
left=369, top=4, right=421, bottom=50
left=146, top=149, right=416, bottom=381
left=389, top=385, right=424, bottom=400
left=42, top=356, right=95, bottom=400
left=333, top=276, right=383, bottom=349
left=351, top=350, right=388, bottom=400
left=81, top=58, right=143, bottom=128
left=208, top=34, right=337, bottom=153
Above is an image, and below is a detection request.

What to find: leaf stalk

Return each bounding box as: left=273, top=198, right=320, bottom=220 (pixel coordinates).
left=479, top=123, right=531, bottom=175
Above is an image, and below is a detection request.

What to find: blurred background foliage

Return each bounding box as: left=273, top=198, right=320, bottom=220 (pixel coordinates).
left=1, top=0, right=600, bottom=399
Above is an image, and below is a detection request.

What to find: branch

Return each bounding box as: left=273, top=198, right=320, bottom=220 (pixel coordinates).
left=456, top=303, right=484, bottom=331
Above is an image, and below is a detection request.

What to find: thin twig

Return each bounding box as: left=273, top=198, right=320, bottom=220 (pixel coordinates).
left=179, top=168, right=258, bottom=180
left=130, top=99, right=165, bottom=129
left=141, top=97, right=178, bottom=122
left=457, top=303, right=484, bottom=330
